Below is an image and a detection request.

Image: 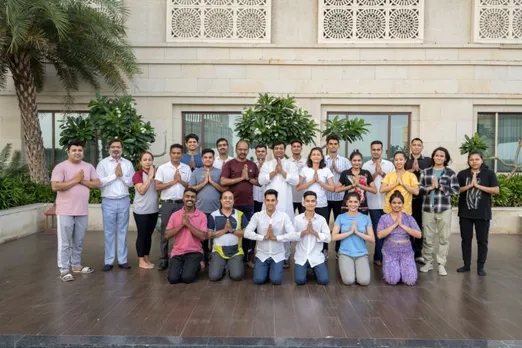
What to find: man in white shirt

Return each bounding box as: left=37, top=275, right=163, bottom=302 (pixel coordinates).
left=253, top=144, right=267, bottom=214
left=213, top=138, right=234, bottom=170
left=243, top=189, right=297, bottom=285
left=290, top=191, right=331, bottom=285
left=258, top=141, right=299, bottom=268
left=155, top=144, right=192, bottom=270
left=290, top=139, right=307, bottom=215
left=96, top=138, right=135, bottom=272
left=362, top=140, right=395, bottom=266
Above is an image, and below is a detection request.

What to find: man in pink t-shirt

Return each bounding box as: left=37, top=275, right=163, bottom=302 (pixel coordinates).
left=51, top=140, right=100, bottom=282
left=165, top=188, right=207, bottom=284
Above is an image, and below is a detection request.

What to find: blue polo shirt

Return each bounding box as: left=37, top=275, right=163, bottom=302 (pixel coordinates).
left=335, top=213, right=372, bottom=258
left=181, top=153, right=203, bottom=171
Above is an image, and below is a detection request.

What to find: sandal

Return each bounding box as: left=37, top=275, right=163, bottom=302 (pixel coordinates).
left=60, top=273, right=74, bottom=282
left=72, top=266, right=95, bottom=274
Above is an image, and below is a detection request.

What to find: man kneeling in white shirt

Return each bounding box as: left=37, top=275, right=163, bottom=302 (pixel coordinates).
left=291, top=191, right=331, bottom=285
left=244, top=189, right=296, bottom=285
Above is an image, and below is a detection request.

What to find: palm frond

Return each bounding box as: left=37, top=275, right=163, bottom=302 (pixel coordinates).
left=0, top=143, right=12, bottom=170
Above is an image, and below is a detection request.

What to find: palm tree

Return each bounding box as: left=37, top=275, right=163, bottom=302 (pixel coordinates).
left=0, top=0, right=140, bottom=183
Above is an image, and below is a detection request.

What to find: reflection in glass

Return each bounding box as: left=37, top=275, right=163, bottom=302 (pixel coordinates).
left=477, top=113, right=496, bottom=170
left=389, top=115, right=409, bottom=159
left=348, top=115, right=389, bottom=162
left=498, top=113, right=522, bottom=172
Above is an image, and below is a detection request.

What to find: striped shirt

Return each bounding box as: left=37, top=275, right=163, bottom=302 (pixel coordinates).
left=419, top=167, right=460, bottom=213
left=325, top=155, right=351, bottom=201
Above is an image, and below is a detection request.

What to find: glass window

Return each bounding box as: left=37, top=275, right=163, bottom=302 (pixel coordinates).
left=477, top=112, right=522, bottom=173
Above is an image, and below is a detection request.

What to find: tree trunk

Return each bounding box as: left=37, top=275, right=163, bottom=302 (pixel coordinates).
left=8, top=54, right=49, bottom=184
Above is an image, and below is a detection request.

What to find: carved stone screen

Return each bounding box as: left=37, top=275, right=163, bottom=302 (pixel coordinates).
left=167, top=0, right=271, bottom=43
left=318, top=0, right=424, bottom=43
left=474, top=0, right=522, bottom=43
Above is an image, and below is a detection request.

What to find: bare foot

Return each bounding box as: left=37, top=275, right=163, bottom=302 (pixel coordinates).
left=144, top=256, right=154, bottom=267
left=200, top=261, right=206, bottom=270
left=139, top=262, right=154, bottom=269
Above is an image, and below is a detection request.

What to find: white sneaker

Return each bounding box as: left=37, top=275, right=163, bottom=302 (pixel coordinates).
left=420, top=262, right=433, bottom=273
left=438, top=265, right=448, bottom=276
left=415, top=257, right=425, bottom=264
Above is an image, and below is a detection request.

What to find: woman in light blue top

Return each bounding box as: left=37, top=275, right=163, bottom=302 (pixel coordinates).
left=332, top=192, right=375, bottom=285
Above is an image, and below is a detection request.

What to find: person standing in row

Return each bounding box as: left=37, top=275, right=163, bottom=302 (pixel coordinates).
left=418, top=147, right=460, bottom=276
left=362, top=140, right=394, bottom=267
left=456, top=151, right=499, bottom=276
left=96, top=138, right=135, bottom=272
left=51, top=140, right=100, bottom=282
left=325, top=135, right=351, bottom=254
left=405, top=138, right=432, bottom=264
left=251, top=144, right=268, bottom=268
left=214, top=138, right=234, bottom=170
left=155, top=144, right=192, bottom=271
left=132, top=151, right=159, bottom=269
left=259, top=141, right=299, bottom=268
left=290, top=139, right=307, bottom=215
left=221, top=140, right=259, bottom=266
left=181, top=133, right=203, bottom=171
left=189, top=148, right=228, bottom=267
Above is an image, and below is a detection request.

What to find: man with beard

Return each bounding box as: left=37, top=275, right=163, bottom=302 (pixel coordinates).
left=96, top=138, right=135, bottom=271
left=214, top=138, right=234, bottom=170
left=165, top=188, right=208, bottom=284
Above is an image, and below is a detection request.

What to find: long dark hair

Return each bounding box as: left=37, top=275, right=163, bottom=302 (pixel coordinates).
left=306, top=147, right=326, bottom=169
left=349, top=149, right=363, bottom=161
left=431, top=147, right=451, bottom=167
left=467, top=151, right=489, bottom=169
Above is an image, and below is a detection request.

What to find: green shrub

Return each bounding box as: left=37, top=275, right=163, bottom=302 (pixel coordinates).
left=451, top=174, right=522, bottom=208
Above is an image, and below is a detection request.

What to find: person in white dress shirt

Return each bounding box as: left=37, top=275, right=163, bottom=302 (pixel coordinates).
left=258, top=141, right=299, bottom=268
left=214, top=138, right=234, bottom=170
left=155, top=144, right=192, bottom=271
left=289, top=191, right=331, bottom=285
left=96, top=138, right=135, bottom=272
left=243, top=189, right=297, bottom=285
left=290, top=139, right=307, bottom=215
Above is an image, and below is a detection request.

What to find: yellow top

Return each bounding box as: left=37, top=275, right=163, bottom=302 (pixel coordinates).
left=382, top=171, right=419, bottom=215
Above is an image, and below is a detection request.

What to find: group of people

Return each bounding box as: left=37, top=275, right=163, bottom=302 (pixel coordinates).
left=50, top=134, right=499, bottom=286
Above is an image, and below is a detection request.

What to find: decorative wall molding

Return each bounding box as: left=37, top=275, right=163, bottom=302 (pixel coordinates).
left=474, top=0, right=522, bottom=43
left=167, top=0, right=271, bottom=43
left=318, top=0, right=424, bottom=43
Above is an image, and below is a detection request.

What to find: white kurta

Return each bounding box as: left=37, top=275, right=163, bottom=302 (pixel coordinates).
left=259, top=158, right=299, bottom=222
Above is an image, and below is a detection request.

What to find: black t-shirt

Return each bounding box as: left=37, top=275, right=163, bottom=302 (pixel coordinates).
left=457, top=168, right=499, bottom=220
left=339, top=168, right=374, bottom=211
left=405, top=154, right=432, bottom=200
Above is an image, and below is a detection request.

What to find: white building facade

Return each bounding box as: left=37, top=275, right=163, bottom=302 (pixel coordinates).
left=0, top=0, right=521, bottom=171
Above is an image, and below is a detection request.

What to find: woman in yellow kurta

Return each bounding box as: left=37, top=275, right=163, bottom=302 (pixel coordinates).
left=380, top=151, right=419, bottom=215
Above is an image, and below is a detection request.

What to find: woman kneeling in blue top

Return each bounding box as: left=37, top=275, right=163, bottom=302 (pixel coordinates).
left=332, top=192, right=375, bottom=286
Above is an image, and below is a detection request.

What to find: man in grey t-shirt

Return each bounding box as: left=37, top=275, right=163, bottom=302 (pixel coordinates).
left=189, top=148, right=228, bottom=263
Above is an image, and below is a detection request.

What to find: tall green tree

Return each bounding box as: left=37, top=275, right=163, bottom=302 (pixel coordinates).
left=0, top=0, right=140, bottom=183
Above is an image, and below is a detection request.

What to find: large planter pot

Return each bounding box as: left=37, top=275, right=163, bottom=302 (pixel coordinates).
left=0, top=203, right=51, bottom=243
left=451, top=207, right=522, bottom=234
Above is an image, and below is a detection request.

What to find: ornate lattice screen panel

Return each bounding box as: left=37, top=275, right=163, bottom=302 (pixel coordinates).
left=474, top=0, right=522, bottom=43
left=167, top=0, right=271, bottom=43
left=318, top=0, right=424, bottom=43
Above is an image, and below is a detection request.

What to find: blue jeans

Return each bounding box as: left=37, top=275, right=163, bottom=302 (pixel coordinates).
left=102, top=196, right=130, bottom=265
left=369, top=209, right=384, bottom=262
left=237, top=205, right=255, bottom=262
left=294, top=261, right=329, bottom=285
left=253, top=257, right=283, bottom=285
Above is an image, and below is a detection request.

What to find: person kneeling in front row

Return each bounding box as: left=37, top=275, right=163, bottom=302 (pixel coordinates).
left=207, top=190, right=249, bottom=281
left=165, top=188, right=208, bottom=284
left=243, top=189, right=296, bottom=285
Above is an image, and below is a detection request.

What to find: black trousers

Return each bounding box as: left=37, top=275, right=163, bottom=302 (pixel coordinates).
left=293, top=202, right=305, bottom=215
left=459, top=218, right=490, bottom=268
left=411, top=199, right=424, bottom=258
left=168, top=252, right=203, bottom=284
left=133, top=212, right=158, bottom=257
left=159, top=201, right=184, bottom=265
left=327, top=200, right=343, bottom=252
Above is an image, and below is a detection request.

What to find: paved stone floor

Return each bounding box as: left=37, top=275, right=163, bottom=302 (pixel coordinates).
left=1, top=231, right=522, bottom=347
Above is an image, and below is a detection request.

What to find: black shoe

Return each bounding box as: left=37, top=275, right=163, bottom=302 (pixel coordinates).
left=283, top=260, right=290, bottom=269
left=456, top=265, right=470, bottom=273
left=118, top=263, right=131, bottom=269
left=103, top=264, right=113, bottom=272
left=477, top=268, right=487, bottom=276
left=158, top=262, right=168, bottom=271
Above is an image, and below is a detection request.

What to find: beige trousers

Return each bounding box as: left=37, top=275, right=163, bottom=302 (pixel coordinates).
left=421, top=209, right=452, bottom=266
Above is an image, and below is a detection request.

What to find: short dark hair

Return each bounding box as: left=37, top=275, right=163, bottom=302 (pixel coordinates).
left=467, top=151, right=488, bottom=169
left=170, top=143, right=183, bottom=152
left=184, top=187, right=197, bottom=196
left=216, top=138, right=228, bottom=147
left=272, top=141, right=286, bottom=149
left=389, top=191, right=405, bottom=204
left=290, top=139, right=303, bottom=146
left=349, top=149, right=363, bottom=161
left=255, top=144, right=267, bottom=151
left=326, top=135, right=340, bottom=144
left=345, top=192, right=360, bottom=202
left=235, top=139, right=249, bottom=149
left=411, top=138, right=423, bottom=145
left=108, top=138, right=123, bottom=148
left=303, top=191, right=317, bottom=200
left=185, top=133, right=199, bottom=143
left=431, top=147, right=451, bottom=167
left=67, top=140, right=85, bottom=150
left=370, top=140, right=383, bottom=148
left=264, top=189, right=278, bottom=199
left=306, top=147, right=326, bottom=169
left=139, top=151, right=154, bottom=162
left=220, top=190, right=234, bottom=199
left=201, top=148, right=215, bottom=157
